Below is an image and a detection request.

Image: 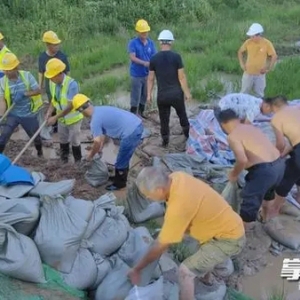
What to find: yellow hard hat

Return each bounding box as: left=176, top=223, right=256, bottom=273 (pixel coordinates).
left=135, top=19, right=150, bottom=33
left=0, top=53, right=20, bottom=71
left=0, top=32, right=4, bottom=40
left=42, top=31, right=61, bottom=44
left=72, top=94, right=90, bottom=110
left=44, top=58, right=66, bottom=79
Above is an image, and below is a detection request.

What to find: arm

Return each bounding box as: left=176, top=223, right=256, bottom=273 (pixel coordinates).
left=128, top=41, right=149, bottom=67
left=228, top=137, right=248, bottom=177
left=147, top=70, right=155, bottom=101
left=178, top=68, right=191, bottom=99
left=238, top=42, right=247, bottom=71
left=0, top=96, right=7, bottom=116
left=38, top=73, right=44, bottom=90
left=38, top=55, right=45, bottom=89
left=25, top=73, right=42, bottom=97
left=88, top=136, right=106, bottom=160
left=46, top=103, right=55, bottom=119
left=272, top=121, right=285, bottom=153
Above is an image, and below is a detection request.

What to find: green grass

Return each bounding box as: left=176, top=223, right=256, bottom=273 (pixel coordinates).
left=1, top=0, right=300, bottom=104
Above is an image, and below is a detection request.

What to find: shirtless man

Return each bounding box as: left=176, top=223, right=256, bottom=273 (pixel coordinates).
left=263, top=95, right=300, bottom=207
left=219, top=109, right=285, bottom=227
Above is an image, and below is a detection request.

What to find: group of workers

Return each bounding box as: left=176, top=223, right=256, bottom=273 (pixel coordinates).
left=0, top=19, right=299, bottom=300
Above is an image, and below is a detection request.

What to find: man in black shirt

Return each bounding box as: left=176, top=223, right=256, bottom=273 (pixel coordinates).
left=147, top=30, right=191, bottom=147
left=38, top=31, right=70, bottom=133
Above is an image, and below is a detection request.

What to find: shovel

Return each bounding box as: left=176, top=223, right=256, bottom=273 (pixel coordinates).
left=0, top=103, right=16, bottom=124
left=12, top=120, right=47, bottom=165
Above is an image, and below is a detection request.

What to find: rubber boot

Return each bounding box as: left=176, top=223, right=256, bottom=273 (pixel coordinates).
left=130, top=106, right=138, bottom=114
left=60, top=143, right=69, bottom=163
left=138, top=104, right=147, bottom=119
left=35, top=144, right=43, bottom=157
left=72, top=145, right=82, bottom=163
left=161, top=137, right=169, bottom=148
left=182, top=126, right=190, bottom=139
left=106, top=168, right=128, bottom=191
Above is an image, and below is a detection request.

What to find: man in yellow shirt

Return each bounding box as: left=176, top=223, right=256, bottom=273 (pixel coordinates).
left=128, top=167, right=245, bottom=300
left=238, top=23, right=277, bottom=98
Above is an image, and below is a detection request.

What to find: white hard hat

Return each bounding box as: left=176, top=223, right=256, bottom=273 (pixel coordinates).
left=246, top=23, right=264, bottom=36
left=158, top=30, right=174, bottom=41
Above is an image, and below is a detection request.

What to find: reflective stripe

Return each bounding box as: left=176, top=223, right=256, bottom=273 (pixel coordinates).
left=4, top=71, right=43, bottom=113
left=50, top=75, right=83, bottom=125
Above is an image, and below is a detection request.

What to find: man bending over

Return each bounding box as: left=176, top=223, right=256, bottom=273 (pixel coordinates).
left=128, top=167, right=245, bottom=300
left=219, top=109, right=285, bottom=226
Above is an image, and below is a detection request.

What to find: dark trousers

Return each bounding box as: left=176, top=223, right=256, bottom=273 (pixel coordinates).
left=0, top=115, right=42, bottom=151
left=157, top=93, right=190, bottom=142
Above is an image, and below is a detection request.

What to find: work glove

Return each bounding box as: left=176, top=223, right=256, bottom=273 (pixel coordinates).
left=14, top=92, right=25, bottom=103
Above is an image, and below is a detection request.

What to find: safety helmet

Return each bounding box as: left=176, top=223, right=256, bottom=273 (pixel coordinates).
left=44, top=58, right=66, bottom=79
left=246, top=23, right=264, bottom=36
left=42, top=31, right=61, bottom=44
left=72, top=94, right=90, bottom=111
left=158, top=30, right=175, bottom=41
left=0, top=32, right=4, bottom=40
left=0, top=53, right=20, bottom=71
left=135, top=19, right=151, bottom=33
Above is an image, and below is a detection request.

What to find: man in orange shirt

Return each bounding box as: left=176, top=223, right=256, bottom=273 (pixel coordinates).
left=238, top=23, right=277, bottom=98
left=128, top=167, right=245, bottom=300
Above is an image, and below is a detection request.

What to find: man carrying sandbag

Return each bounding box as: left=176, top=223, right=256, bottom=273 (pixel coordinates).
left=0, top=53, right=43, bottom=156
left=45, top=58, right=83, bottom=163
left=56, top=93, right=143, bottom=191
left=262, top=96, right=300, bottom=210
left=128, top=166, right=245, bottom=300
left=218, top=109, right=285, bottom=226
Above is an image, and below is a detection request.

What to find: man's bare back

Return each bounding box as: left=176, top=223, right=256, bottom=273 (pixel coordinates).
left=272, top=106, right=300, bottom=147
left=228, top=124, right=280, bottom=169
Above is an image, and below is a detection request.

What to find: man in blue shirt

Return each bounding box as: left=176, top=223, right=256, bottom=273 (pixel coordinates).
left=0, top=53, right=43, bottom=156
left=127, top=19, right=156, bottom=118
left=59, top=93, right=144, bottom=190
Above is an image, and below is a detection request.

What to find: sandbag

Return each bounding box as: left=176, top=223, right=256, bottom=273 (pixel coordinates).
left=213, top=258, right=234, bottom=277
left=34, top=195, right=93, bottom=273
left=29, top=179, right=75, bottom=197
left=264, top=215, right=300, bottom=250
left=87, top=205, right=130, bottom=256
left=221, top=182, right=242, bottom=213
left=89, top=252, right=112, bottom=290
left=163, top=280, right=179, bottom=300
left=118, top=227, right=160, bottom=286
left=0, top=223, right=45, bottom=283
left=0, top=172, right=44, bottom=199
left=126, top=182, right=165, bottom=223
left=95, top=255, right=133, bottom=300
left=280, top=201, right=300, bottom=218
left=195, top=280, right=227, bottom=300
left=61, top=248, right=97, bottom=290
left=125, top=277, right=164, bottom=300
left=85, top=155, right=109, bottom=187
left=0, top=197, right=40, bottom=236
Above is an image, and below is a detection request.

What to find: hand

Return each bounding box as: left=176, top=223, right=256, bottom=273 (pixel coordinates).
left=185, top=93, right=192, bottom=101
left=147, top=95, right=152, bottom=103
left=86, top=151, right=94, bottom=161
left=47, top=116, right=57, bottom=126
left=128, top=268, right=141, bottom=285
left=228, top=171, right=238, bottom=182
left=260, top=67, right=269, bottom=74
left=144, top=61, right=150, bottom=67
left=14, top=92, right=25, bottom=103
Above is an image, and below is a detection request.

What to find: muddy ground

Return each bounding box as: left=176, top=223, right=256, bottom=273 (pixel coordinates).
left=3, top=106, right=299, bottom=299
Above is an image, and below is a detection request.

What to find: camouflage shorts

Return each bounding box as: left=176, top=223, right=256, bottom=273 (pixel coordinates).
left=183, top=235, right=246, bottom=277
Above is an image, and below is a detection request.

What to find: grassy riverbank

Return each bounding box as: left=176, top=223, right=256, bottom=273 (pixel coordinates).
left=1, top=0, right=300, bottom=102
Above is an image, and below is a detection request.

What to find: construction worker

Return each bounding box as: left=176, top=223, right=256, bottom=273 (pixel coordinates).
left=262, top=96, right=300, bottom=210
left=147, top=30, right=191, bottom=147
left=0, top=53, right=43, bottom=156
left=128, top=167, right=245, bottom=300
left=39, top=31, right=70, bottom=133
left=0, top=32, right=11, bottom=79
left=61, top=94, right=143, bottom=191
left=238, top=23, right=277, bottom=98
left=218, top=109, right=285, bottom=225
left=45, top=58, right=82, bottom=163
left=127, top=19, right=156, bottom=117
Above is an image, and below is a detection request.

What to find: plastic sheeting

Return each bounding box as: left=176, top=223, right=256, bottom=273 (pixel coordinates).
left=85, top=155, right=109, bottom=187
left=221, top=182, right=242, bottom=213
left=125, top=182, right=165, bottom=223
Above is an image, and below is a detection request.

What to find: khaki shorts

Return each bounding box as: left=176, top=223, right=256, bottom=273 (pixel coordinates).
left=183, top=235, right=245, bottom=276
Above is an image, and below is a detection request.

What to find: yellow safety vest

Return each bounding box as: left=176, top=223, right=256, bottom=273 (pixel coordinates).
left=0, top=46, right=11, bottom=68
left=49, top=75, right=83, bottom=125
left=4, top=71, right=43, bottom=113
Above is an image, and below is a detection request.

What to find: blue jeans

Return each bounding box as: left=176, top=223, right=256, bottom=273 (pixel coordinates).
left=115, top=123, right=143, bottom=169
left=0, top=114, right=42, bottom=150
left=130, top=76, right=147, bottom=107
